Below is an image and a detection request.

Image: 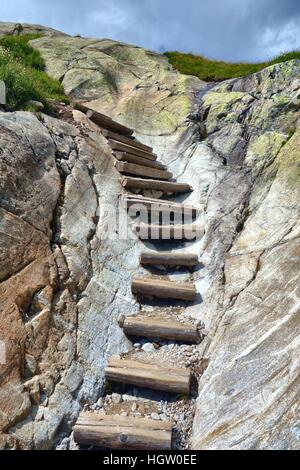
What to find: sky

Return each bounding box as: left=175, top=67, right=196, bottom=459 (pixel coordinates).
left=0, top=0, right=299, bottom=62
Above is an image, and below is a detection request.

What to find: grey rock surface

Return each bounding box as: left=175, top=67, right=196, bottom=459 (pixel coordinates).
left=0, top=24, right=299, bottom=450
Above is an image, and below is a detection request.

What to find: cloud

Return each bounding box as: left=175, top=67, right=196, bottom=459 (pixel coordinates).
left=0, top=0, right=299, bottom=61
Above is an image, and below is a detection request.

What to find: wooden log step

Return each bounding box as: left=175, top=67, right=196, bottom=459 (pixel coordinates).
left=114, top=151, right=166, bottom=170
left=123, top=195, right=198, bottom=217
left=132, top=278, right=197, bottom=301
left=115, top=162, right=173, bottom=181
left=132, top=223, right=204, bottom=241
left=140, top=251, right=199, bottom=267
left=120, top=176, right=192, bottom=194
left=74, top=413, right=172, bottom=450
left=75, top=102, right=133, bottom=136
left=101, top=128, right=153, bottom=153
left=105, top=357, right=191, bottom=394
left=119, top=314, right=199, bottom=343
left=108, top=139, right=157, bottom=161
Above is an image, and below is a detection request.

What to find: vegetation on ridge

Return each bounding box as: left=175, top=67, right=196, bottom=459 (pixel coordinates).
left=0, top=34, right=67, bottom=111
left=164, top=50, right=300, bottom=82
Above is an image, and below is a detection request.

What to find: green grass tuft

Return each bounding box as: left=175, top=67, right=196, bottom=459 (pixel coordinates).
left=0, top=34, right=46, bottom=70
left=164, top=50, right=300, bottom=82
left=0, top=34, right=67, bottom=111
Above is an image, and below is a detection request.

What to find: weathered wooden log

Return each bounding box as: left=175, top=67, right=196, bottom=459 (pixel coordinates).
left=108, top=139, right=157, bottom=161
left=115, top=162, right=173, bottom=180
left=74, top=102, right=133, bottom=136
left=73, top=413, right=172, bottom=450
left=105, top=357, right=191, bottom=394
left=120, top=176, right=192, bottom=194
left=114, top=151, right=166, bottom=170
left=101, top=128, right=153, bottom=153
left=132, top=223, right=204, bottom=241
left=123, top=195, right=198, bottom=217
left=119, top=315, right=199, bottom=343
left=132, top=277, right=197, bottom=301
left=140, top=251, right=199, bottom=267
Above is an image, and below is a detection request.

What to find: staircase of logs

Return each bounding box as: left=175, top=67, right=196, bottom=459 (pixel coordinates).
left=73, top=104, right=203, bottom=450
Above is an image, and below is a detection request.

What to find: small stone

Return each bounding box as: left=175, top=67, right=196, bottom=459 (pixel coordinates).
left=122, top=394, right=137, bottom=402
left=139, top=403, right=146, bottom=414
left=131, top=403, right=137, bottom=412
left=69, top=432, right=80, bottom=451
left=28, top=100, right=44, bottom=111
left=56, top=436, right=70, bottom=450
left=112, top=393, right=122, bottom=404
left=189, top=355, right=198, bottom=364
left=142, top=343, right=155, bottom=353
left=159, top=414, right=168, bottom=421
left=120, top=412, right=128, bottom=417
left=90, top=403, right=98, bottom=411
left=24, top=354, right=37, bottom=376
left=134, top=343, right=141, bottom=349
left=96, top=398, right=104, bottom=408
left=150, top=413, right=160, bottom=421
left=24, top=376, right=40, bottom=404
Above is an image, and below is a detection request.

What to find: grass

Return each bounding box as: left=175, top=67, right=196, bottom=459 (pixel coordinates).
left=0, top=34, right=67, bottom=111
left=164, top=50, right=300, bottom=82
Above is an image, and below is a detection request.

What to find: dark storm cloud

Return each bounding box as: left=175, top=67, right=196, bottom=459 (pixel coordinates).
left=0, top=0, right=300, bottom=61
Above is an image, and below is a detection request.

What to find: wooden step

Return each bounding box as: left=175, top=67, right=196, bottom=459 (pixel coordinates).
left=115, top=162, right=173, bottom=180
left=132, top=278, right=197, bottom=301
left=105, top=357, right=191, bottom=394
left=132, top=223, right=204, bottom=241
left=123, top=195, right=198, bottom=217
left=101, top=128, right=153, bottom=153
left=108, top=139, right=157, bottom=161
left=120, top=176, right=192, bottom=194
left=114, top=151, right=166, bottom=170
left=119, top=314, right=199, bottom=343
left=74, top=413, right=172, bottom=450
left=140, top=252, right=199, bottom=267
left=75, top=102, right=133, bottom=136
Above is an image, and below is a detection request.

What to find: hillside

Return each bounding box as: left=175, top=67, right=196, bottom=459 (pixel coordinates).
left=165, top=50, right=300, bottom=81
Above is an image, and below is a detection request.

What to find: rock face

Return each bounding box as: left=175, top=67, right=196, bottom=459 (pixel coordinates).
left=187, top=63, right=300, bottom=450
left=0, top=24, right=299, bottom=450
left=30, top=33, right=202, bottom=136
left=0, top=21, right=66, bottom=37
left=0, top=112, right=61, bottom=448
left=0, top=105, right=147, bottom=449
